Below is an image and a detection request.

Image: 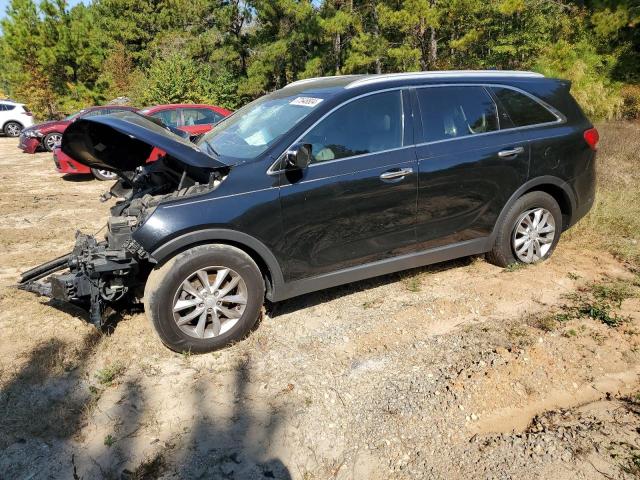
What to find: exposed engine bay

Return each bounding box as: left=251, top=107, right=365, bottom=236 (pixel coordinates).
left=18, top=112, right=229, bottom=327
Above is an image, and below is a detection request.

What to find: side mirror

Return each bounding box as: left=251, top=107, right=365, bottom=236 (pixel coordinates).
left=285, top=143, right=312, bottom=170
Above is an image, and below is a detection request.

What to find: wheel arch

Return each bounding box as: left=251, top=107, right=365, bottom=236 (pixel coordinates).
left=2, top=119, right=24, bottom=130
left=149, top=229, right=285, bottom=301
left=491, top=176, right=577, bottom=241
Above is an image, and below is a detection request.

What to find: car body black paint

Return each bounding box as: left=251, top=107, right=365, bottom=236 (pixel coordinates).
left=23, top=73, right=596, bottom=314
left=129, top=74, right=596, bottom=302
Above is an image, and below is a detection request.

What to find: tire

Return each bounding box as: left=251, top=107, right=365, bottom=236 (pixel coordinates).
left=486, top=191, right=562, bottom=268
left=43, top=132, right=62, bottom=152
left=144, top=244, right=265, bottom=353
left=91, top=168, right=118, bottom=181
left=3, top=121, right=22, bottom=137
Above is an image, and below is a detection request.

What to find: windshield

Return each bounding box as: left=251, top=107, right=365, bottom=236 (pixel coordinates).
left=197, top=92, right=327, bottom=161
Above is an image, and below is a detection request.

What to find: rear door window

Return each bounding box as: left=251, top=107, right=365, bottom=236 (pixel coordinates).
left=150, top=109, right=181, bottom=127
left=417, top=86, right=499, bottom=143
left=182, top=108, right=223, bottom=126
left=300, top=90, right=404, bottom=163
left=490, top=87, right=558, bottom=126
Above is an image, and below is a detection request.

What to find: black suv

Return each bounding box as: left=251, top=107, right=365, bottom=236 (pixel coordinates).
left=20, top=71, right=598, bottom=353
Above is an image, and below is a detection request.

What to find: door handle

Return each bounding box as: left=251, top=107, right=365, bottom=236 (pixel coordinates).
left=380, top=168, right=413, bottom=180
left=498, top=146, right=525, bottom=158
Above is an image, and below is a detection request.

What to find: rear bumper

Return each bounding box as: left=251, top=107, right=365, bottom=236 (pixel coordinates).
left=567, top=153, right=597, bottom=228
left=18, top=136, right=41, bottom=153
left=54, top=150, right=91, bottom=174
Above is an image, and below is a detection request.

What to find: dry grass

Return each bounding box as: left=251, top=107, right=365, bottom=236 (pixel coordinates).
left=565, top=121, right=640, bottom=269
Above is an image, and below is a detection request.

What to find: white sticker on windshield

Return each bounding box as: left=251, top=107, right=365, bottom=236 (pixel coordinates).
left=290, top=97, right=323, bottom=107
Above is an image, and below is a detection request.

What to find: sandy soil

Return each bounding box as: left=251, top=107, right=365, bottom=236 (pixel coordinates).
left=0, top=135, right=638, bottom=479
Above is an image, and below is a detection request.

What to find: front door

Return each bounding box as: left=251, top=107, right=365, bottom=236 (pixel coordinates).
left=278, top=89, right=418, bottom=281
left=413, top=85, right=529, bottom=250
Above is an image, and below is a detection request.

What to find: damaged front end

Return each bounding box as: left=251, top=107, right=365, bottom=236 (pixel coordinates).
left=18, top=112, right=229, bottom=327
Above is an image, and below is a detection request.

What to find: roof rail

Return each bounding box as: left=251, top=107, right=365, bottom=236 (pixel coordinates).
left=345, top=70, right=544, bottom=88
left=284, top=74, right=360, bottom=89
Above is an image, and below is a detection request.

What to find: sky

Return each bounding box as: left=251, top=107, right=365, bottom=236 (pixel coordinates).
left=0, top=0, right=88, bottom=21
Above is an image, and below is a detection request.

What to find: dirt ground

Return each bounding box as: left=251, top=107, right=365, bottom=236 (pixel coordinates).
left=0, top=131, right=639, bottom=480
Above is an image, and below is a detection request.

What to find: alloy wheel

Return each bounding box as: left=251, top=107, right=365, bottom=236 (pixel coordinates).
left=5, top=123, right=21, bottom=137
left=97, top=170, right=117, bottom=179
left=46, top=133, right=62, bottom=150
left=512, top=207, right=556, bottom=263
left=172, top=266, right=247, bottom=339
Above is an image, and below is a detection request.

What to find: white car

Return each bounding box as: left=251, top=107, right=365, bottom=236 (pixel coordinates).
left=0, top=100, right=34, bottom=137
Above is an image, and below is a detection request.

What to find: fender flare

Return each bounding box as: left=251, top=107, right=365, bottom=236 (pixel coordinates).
left=150, top=229, right=285, bottom=300
left=490, top=175, right=576, bottom=241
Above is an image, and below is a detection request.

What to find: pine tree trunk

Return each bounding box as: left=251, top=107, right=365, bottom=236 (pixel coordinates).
left=335, top=32, right=341, bottom=74
left=429, top=26, right=437, bottom=68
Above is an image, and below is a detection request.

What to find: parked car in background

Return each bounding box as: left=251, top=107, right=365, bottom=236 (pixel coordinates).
left=140, top=104, right=231, bottom=136
left=53, top=146, right=119, bottom=181
left=54, top=104, right=232, bottom=179
left=19, top=105, right=138, bottom=153
left=0, top=100, right=34, bottom=137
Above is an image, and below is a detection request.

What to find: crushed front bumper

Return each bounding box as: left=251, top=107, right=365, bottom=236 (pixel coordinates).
left=18, top=135, right=41, bottom=153
left=19, top=232, right=143, bottom=327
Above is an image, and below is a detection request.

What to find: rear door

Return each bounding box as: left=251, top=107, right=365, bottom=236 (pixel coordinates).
left=278, top=89, right=418, bottom=281
left=414, top=85, right=529, bottom=250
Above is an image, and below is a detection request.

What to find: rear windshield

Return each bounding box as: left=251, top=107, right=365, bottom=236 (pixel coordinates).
left=197, top=92, right=328, bottom=161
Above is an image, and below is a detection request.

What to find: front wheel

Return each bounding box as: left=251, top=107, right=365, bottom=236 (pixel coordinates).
left=43, top=132, right=62, bottom=152
left=91, top=168, right=118, bottom=181
left=486, top=191, right=562, bottom=268
left=144, top=244, right=265, bottom=353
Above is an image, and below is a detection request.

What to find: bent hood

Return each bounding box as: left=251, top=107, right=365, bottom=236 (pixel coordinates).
left=61, top=111, right=226, bottom=173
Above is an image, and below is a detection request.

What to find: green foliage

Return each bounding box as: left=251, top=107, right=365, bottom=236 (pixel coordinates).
left=132, top=54, right=206, bottom=105
left=95, top=362, right=125, bottom=386
left=535, top=40, right=623, bottom=120
left=0, top=0, right=638, bottom=119
left=562, top=280, right=637, bottom=328
left=103, top=434, right=116, bottom=447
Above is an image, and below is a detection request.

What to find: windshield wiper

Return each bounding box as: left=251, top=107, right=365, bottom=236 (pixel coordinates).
left=201, top=140, right=220, bottom=159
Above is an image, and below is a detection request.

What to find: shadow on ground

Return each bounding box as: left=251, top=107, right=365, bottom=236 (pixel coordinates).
left=0, top=330, right=102, bottom=450
left=62, top=173, right=95, bottom=182
left=0, top=331, right=291, bottom=479
left=174, top=356, right=291, bottom=479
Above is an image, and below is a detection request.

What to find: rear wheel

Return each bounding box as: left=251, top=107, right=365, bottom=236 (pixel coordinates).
left=43, top=132, right=62, bottom=152
left=144, top=244, right=265, bottom=353
left=91, top=168, right=118, bottom=181
left=3, top=121, right=22, bottom=137
left=486, top=191, right=562, bottom=267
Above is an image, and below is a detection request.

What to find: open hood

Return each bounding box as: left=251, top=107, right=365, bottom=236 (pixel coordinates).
left=61, top=111, right=227, bottom=174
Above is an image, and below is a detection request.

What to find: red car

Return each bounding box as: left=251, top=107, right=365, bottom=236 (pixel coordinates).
left=54, top=104, right=231, bottom=180
left=139, top=104, right=231, bottom=135
left=19, top=105, right=138, bottom=153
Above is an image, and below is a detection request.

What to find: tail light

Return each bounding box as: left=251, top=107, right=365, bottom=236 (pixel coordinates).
left=583, top=127, right=599, bottom=151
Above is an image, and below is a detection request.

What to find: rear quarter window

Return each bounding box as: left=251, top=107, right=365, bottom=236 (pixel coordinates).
left=490, top=87, right=558, bottom=127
